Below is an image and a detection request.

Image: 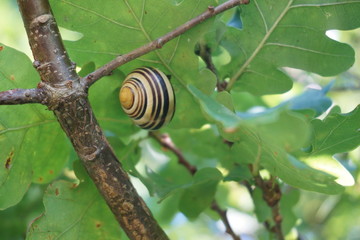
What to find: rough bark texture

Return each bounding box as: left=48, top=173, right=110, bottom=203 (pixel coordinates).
left=17, top=0, right=168, bottom=239
left=0, top=88, right=45, bottom=105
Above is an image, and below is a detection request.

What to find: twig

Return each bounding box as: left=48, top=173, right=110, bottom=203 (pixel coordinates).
left=150, top=132, right=242, bottom=240
left=84, top=0, right=250, bottom=87
left=149, top=132, right=197, bottom=175
left=0, top=88, right=45, bottom=105
left=196, top=42, right=227, bottom=91
left=211, top=202, right=241, bottom=240
left=253, top=175, right=284, bottom=240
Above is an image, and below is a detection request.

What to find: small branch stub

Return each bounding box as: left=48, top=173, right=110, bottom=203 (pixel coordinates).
left=0, top=88, right=46, bottom=105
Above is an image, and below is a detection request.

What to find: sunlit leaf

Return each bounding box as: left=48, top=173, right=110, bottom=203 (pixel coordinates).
left=309, top=105, right=360, bottom=156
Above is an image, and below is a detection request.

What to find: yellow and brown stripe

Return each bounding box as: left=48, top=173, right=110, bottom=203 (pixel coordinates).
left=119, top=67, right=175, bottom=130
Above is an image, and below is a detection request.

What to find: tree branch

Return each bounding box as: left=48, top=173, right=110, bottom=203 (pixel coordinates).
left=83, top=0, right=250, bottom=87
left=17, top=0, right=77, bottom=86
left=150, top=132, right=241, bottom=240
left=0, top=88, right=45, bottom=105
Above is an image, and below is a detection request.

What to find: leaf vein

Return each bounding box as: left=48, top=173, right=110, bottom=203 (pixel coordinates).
left=254, top=0, right=268, bottom=32
left=61, top=0, right=141, bottom=31
left=264, top=42, right=352, bottom=58
left=227, top=0, right=294, bottom=90
left=291, top=1, right=360, bottom=8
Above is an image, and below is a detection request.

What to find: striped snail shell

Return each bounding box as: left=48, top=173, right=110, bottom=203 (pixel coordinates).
left=119, top=67, right=175, bottom=130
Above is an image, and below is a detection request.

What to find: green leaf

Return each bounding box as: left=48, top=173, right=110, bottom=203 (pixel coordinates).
left=309, top=105, right=360, bottom=156
left=216, top=91, right=235, bottom=112
left=217, top=0, right=359, bottom=94
left=145, top=166, right=192, bottom=200
left=179, top=168, right=222, bottom=219
left=224, top=164, right=253, bottom=182
left=302, top=155, right=355, bottom=187
left=261, top=148, right=344, bottom=194
left=252, top=188, right=272, bottom=222
left=168, top=127, right=232, bottom=169
left=0, top=44, right=69, bottom=210
left=27, top=179, right=125, bottom=240
left=50, top=0, right=219, bottom=128
left=192, top=83, right=343, bottom=193
left=226, top=131, right=344, bottom=194
left=280, top=189, right=300, bottom=235
left=0, top=184, right=45, bottom=240
left=280, top=83, right=333, bottom=117
left=188, top=84, right=241, bottom=129
left=241, top=110, right=311, bottom=152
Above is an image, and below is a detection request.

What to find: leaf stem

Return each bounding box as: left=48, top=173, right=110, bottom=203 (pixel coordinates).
left=84, top=0, right=250, bottom=88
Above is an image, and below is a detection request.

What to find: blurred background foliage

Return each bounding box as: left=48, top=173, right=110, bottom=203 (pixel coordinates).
left=0, top=0, right=359, bottom=239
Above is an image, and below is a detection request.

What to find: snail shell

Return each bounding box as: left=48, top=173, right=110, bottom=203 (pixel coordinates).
left=119, top=67, right=175, bottom=130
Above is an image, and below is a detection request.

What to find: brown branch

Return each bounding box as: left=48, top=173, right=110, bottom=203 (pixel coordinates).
left=18, top=1, right=77, bottom=86
left=149, top=132, right=197, bottom=175
left=150, top=132, right=241, bottom=240
left=84, top=0, right=250, bottom=87
left=17, top=1, right=167, bottom=239
left=211, top=202, right=241, bottom=240
left=253, top=175, right=284, bottom=240
left=0, top=88, right=46, bottom=105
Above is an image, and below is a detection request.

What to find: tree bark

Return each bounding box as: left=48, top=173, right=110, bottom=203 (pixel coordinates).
left=17, top=0, right=168, bottom=239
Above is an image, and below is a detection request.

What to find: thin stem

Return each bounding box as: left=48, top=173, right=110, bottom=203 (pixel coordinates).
left=196, top=42, right=226, bottom=91
left=150, top=132, right=242, bottom=240
left=211, top=202, right=241, bottom=240
left=84, top=0, right=250, bottom=87
left=149, top=132, right=197, bottom=175
left=0, top=88, right=46, bottom=105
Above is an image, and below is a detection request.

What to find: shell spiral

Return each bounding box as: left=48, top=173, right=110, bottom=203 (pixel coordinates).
left=119, top=67, right=175, bottom=130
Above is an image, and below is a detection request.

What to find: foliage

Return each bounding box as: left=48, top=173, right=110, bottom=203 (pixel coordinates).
left=1, top=0, right=360, bottom=239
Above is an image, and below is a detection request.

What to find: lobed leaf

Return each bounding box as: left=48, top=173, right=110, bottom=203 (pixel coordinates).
left=216, top=0, right=360, bottom=94
left=308, top=105, right=360, bottom=156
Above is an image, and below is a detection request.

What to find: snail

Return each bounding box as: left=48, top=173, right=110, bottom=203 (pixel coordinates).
left=119, top=67, right=175, bottom=130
